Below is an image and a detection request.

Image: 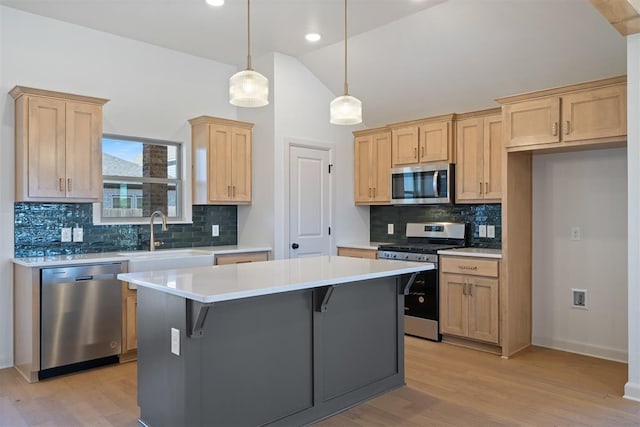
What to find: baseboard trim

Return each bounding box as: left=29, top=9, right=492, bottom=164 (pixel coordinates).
left=624, top=382, right=640, bottom=401
left=532, top=336, right=627, bottom=363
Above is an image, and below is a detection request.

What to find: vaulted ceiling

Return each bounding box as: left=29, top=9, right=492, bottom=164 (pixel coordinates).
left=0, top=0, right=627, bottom=127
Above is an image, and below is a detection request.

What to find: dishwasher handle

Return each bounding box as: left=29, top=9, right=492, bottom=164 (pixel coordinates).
left=75, top=273, right=117, bottom=281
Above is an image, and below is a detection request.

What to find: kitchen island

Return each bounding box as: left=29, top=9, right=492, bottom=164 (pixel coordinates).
left=118, top=255, right=433, bottom=427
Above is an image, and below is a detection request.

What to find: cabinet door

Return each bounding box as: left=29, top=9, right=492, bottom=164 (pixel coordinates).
left=562, top=85, right=626, bottom=143
left=483, top=114, right=503, bottom=201
left=215, top=252, right=268, bottom=265
left=126, top=293, right=138, bottom=351
left=419, top=121, right=450, bottom=163
left=372, top=132, right=392, bottom=203
left=208, top=124, right=232, bottom=202
left=354, top=135, right=373, bottom=203
left=27, top=96, right=67, bottom=199
left=391, top=126, right=419, bottom=166
left=439, top=273, right=467, bottom=337
left=455, top=118, right=483, bottom=202
left=230, top=127, right=252, bottom=202
left=65, top=102, right=102, bottom=199
left=467, top=277, right=499, bottom=344
left=337, top=247, right=378, bottom=259
left=503, top=97, right=560, bottom=147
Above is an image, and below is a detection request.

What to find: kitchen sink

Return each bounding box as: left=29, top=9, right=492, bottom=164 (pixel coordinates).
left=120, top=249, right=214, bottom=288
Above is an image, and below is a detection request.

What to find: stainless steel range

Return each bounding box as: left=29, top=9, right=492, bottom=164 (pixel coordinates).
left=378, top=222, right=467, bottom=341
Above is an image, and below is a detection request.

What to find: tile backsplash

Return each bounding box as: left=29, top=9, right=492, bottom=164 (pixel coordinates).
left=14, top=203, right=237, bottom=257
left=370, top=204, right=502, bottom=248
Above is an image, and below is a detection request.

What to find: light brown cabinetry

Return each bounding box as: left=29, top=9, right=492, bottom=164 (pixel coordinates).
left=440, top=256, right=499, bottom=345
left=189, top=116, right=253, bottom=204
left=121, top=283, right=137, bottom=361
left=337, top=246, right=378, bottom=259
left=353, top=128, right=391, bottom=204
left=10, top=86, right=108, bottom=202
left=214, top=251, right=269, bottom=265
left=455, top=110, right=502, bottom=203
left=500, top=77, right=626, bottom=151
left=391, top=115, right=454, bottom=166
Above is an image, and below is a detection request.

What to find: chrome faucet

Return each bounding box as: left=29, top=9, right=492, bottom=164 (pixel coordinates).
left=149, top=210, right=168, bottom=251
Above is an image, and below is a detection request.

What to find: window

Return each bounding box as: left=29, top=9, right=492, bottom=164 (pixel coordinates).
left=96, top=134, right=186, bottom=223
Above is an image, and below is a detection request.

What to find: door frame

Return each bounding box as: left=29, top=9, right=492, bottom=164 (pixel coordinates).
left=284, top=138, right=336, bottom=259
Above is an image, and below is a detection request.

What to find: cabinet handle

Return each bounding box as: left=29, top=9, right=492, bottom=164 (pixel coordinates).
left=373, top=187, right=376, bottom=198
left=462, top=283, right=467, bottom=296
left=232, top=186, right=236, bottom=197
left=227, top=185, right=231, bottom=197
left=485, top=182, right=489, bottom=194
left=369, top=188, right=372, bottom=198
left=67, top=178, right=72, bottom=192
left=468, top=283, right=473, bottom=296
left=59, top=178, right=64, bottom=192
left=414, top=147, right=417, bottom=159
left=479, top=182, right=483, bottom=195
left=552, top=122, right=558, bottom=136
left=563, top=120, right=570, bottom=135
left=420, top=146, right=424, bottom=157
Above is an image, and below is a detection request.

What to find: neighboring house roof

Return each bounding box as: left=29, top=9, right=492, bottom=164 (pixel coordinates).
left=103, top=153, right=142, bottom=177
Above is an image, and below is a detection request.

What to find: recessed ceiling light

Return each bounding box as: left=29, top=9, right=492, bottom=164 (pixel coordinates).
left=206, top=0, right=224, bottom=6
left=305, top=33, right=322, bottom=42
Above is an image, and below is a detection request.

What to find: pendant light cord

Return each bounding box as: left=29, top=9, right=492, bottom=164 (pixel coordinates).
left=343, top=0, right=348, bottom=96
left=247, top=0, right=252, bottom=70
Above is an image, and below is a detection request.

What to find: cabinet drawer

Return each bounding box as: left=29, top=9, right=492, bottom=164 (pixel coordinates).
left=215, top=251, right=268, bottom=265
left=337, top=247, right=378, bottom=259
left=440, top=257, right=498, bottom=277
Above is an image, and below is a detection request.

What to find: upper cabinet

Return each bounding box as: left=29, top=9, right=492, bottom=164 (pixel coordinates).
left=455, top=109, right=503, bottom=203
left=354, top=128, right=392, bottom=205
left=189, top=116, right=253, bottom=205
left=499, top=76, right=626, bottom=151
left=391, top=114, right=454, bottom=167
left=10, top=86, right=108, bottom=202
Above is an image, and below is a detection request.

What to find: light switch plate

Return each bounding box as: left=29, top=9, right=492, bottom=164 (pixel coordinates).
left=171, top=328, right=180, bottom=356
left=212, top=225, right=220, bottom=237
left=61, top=227, right=72, bottom=242
left=73, top=227, right=83, bottom=242
left=387, top=224, right=394, bottom=235
left=570, top=226, right=581, bottom=241
left=487, top=225, right=495, bottom=238
left=479, top=225, right=487, bottom=238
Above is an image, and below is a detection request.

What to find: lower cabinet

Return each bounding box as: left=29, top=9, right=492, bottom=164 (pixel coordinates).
left=439, top=256, right=499, bottom=345
left=121, top=283, right=138, bottom=361
left=214, top=251, right=269, bottom=265
left=337, top=246, right=378, bottom=259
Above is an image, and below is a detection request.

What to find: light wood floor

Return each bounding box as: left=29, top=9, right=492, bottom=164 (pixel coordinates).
left=2, top=338, right=640, bottom=426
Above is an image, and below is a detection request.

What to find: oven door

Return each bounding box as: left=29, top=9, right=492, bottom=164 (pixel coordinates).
left=390, top=164, right=452, bottom=205
left=404, top=269, right=438, bottom=320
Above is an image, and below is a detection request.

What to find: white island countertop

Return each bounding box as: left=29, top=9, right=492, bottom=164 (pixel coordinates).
left=118, top=255, right=434, bottom=303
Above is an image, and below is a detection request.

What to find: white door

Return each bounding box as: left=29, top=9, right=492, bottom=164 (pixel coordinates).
left=289, top=145, right=331, bottom=258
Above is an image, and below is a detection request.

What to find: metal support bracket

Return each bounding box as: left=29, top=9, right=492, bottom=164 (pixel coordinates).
left=400, top=273, right=418, bottom=295
left=315, top=285, right=335, bottom=312
left=187, top=300, right=214, bottom=338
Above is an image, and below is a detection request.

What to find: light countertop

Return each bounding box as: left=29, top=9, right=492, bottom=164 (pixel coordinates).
left=337, top=242, right=388, bottom=251
left=11, top=245, right=272, bottom=267
left=118, top=255, right=434, bottom=303
left=437, top=247, right=502, bottom=259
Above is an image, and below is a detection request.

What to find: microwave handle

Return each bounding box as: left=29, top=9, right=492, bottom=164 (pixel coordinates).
left=433, top=170, right=439, bottom=198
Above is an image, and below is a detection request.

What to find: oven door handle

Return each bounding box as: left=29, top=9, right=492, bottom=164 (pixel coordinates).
left=432, top=170, right=439, bottom=198
left=400, top=273, right=418, bottom=295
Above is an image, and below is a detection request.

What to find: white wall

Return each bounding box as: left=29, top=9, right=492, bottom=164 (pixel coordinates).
left=626, top=33, right=640, bottom=401
left=532, top=148, right=628, bottom=362
left=239, top=52, right=370, bottom=259
left=0, top=6, right=238, bottom=368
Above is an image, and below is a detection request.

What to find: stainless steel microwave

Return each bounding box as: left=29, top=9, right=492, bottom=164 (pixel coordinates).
left=390, top=163, right=454, bottom=205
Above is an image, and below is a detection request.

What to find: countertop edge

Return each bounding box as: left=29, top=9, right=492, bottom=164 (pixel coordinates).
left=437, top=248, right=502, bottom=259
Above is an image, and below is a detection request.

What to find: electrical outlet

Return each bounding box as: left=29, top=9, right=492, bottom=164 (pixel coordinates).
left=171, top=328, right=180, bottom=356
left=571, top=289, right=588, bottom=309
left=61, top=227, right=72, bottom=242
left=73, top=227, right=83, bottom=242
left=212, top=225, right=219, bottom=237
left=479, top=225, right=487, bottom=238
left=487, top=225, right=495, bottom=238
left=570, top=226, right=581, bottom=241
left=387, top=224, right=394, bottom=235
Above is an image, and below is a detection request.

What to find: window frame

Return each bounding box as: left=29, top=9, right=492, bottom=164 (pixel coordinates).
left=93, top=133, right=192, bottom=225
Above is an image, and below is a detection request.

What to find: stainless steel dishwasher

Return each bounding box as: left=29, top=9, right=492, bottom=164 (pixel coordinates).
left=40, top=263, right=122, bottom=379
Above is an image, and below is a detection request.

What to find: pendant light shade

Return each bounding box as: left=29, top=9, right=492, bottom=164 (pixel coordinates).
left=330, top=0, right=362, bottom=125
left=229, top=0, right=269, bottom=107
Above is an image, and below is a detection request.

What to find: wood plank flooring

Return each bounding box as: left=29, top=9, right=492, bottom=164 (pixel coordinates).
left=2, top=338, right=640, bottom=426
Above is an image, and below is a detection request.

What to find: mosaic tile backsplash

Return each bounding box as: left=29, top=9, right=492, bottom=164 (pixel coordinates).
left=370, top=204, right=502, bottom=249
left=14, top=203, right=237, bottom=257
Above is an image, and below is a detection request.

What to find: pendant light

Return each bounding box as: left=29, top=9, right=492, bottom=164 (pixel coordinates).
left=229, top=0, right=269, bottom=107
left=330, top=0, right=362, bottom=125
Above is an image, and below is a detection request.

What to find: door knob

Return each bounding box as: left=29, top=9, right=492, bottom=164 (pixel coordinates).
left=291, top=243, right=299, bottom=249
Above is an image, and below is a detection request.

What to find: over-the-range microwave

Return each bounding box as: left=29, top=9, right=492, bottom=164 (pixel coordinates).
left=390, top=163, right=454, bottom=205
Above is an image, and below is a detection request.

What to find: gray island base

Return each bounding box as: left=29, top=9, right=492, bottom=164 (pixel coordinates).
left=120, top=256, right=433, bottom=427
